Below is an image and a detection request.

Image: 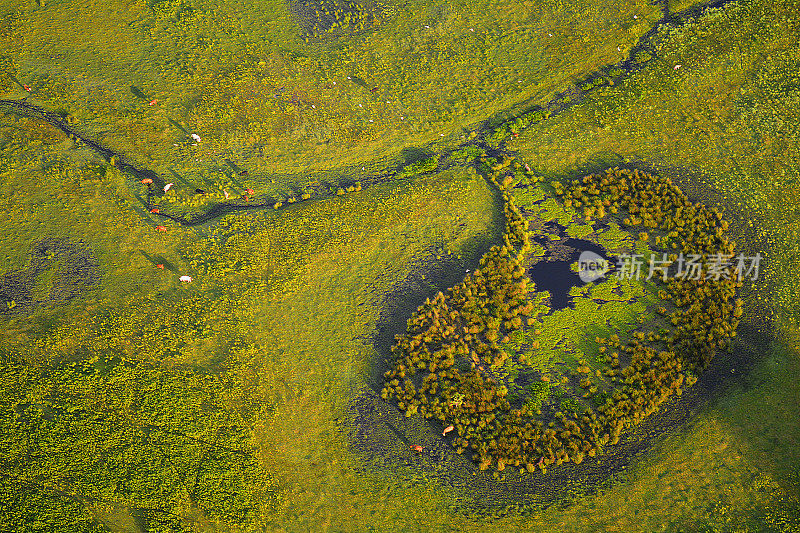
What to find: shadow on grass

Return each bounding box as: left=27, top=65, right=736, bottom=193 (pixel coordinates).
left=366, top=189, right=505, bottom=395
left=138, top=250, right=179, bottom=274
left=349, top=158, right=775, bottom=512
left=350, top=307, right=772, bottom=515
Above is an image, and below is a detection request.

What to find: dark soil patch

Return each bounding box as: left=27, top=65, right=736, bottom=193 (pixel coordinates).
left=287, top=0, right=391, bottom=39
left=0, top=237, right=101, bottom=317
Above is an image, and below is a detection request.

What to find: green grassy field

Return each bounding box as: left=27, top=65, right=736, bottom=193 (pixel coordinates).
left=1, top=0, right=799, bottom=530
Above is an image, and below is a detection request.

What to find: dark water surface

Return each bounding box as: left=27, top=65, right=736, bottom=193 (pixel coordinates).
left=527, top=237, right=610, bottom=309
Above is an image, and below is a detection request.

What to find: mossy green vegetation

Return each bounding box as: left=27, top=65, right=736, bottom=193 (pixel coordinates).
left=2, top=0, right=800, bottom=530
left=0, top=0, right=660, bottom=194
left=0, top=128, right=502, bottom=528
left=511, top=0, right=800, bottom=330
left=0, top=350, right=279, bottom=530
left=394, top=155, right=438, bottom=179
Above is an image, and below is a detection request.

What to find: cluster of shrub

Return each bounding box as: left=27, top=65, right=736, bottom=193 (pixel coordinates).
left=383, top=163, right=742, bottom=474
left=554, top=168, right=743, bottom=368
left=381, top=155, right=540, bottom=472
left=395, top=156, right=438, bottom=179
left=485, top=109, right=550, bottom=147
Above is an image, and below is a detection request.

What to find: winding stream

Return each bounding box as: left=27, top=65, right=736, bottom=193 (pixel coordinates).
left=0, top=0, right=758, bottom=511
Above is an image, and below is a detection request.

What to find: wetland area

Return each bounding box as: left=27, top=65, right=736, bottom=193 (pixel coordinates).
left=1, top=0, right=799, bottom=531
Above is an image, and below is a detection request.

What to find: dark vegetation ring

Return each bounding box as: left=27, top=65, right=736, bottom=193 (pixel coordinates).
left=381, top=163, right=742, bottom=475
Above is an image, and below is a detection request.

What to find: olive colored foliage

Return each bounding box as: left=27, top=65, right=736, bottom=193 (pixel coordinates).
left=0, top=474, right=108, bottom=533
left=0, top=0, right=659, bottom=195
left=2, top=0, right=800, bottom=528
left=0, top=347, right=279, bottom=530
left=394, top=155, right=438, bottom=179
left=512, top=0, right=800, bottom=330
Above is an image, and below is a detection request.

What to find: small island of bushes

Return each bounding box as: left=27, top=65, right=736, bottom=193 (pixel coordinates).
left=382, top=163, right=743, bottom=474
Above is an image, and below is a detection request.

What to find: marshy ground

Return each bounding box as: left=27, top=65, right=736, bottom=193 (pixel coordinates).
left=1, top=0, right=799, bottom=531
